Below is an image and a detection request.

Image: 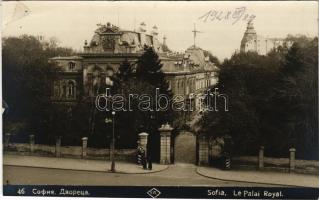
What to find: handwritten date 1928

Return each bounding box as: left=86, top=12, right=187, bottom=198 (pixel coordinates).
left=198, top=7, right=256, bottom=25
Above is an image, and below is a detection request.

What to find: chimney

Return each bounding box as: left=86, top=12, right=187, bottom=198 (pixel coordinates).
left=139, top=22, right=147, bottom=33
left=151, top=25, right=158, bottom=36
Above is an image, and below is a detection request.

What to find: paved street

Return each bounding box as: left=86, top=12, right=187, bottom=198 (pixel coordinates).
left=3, top=154, right=167, bottom=174
left=198, top=166, right=319, bottom=188
left=4, top=164, right=277, bottom=186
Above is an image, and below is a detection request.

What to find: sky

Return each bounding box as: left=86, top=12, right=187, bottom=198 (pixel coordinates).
left=2, top=1, right=318, bottom=60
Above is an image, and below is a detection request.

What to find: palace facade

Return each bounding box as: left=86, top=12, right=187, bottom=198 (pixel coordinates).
left=49, top=22, right=218, bottom=109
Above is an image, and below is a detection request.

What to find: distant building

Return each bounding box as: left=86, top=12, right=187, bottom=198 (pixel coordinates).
left=240, top=20, right=293, bottom=55
left=49, top=22, right=218, bottom=111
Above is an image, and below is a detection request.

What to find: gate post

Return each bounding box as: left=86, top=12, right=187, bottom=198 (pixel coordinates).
left=289, top=148, right=296, bottom=172
left=258, top=146, right=264, bottom=169
left=4, top=133, right=11, bottom=150
left=29, top=134, right=35, bottom=153
left=158, top=123, right=173, bottom=164
left=82, top=137, right=88, bottom=159
left=198, top=135, right=209, bottom=165
left=56, top=136, right=61, bottom=157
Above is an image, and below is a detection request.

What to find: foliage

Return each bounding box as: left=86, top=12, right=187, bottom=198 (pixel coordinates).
left=2, top=35, right=75, bottom=143
left=274, top=38, right=318, bottom=159
left=107, top=46, right=178, bottom=152
left=199, top=36, right=318, bottom=159
left=82, top=45, right=181, bottom=159
left=3, top=37, right=178, bottom=154
left=203, top=50, right=220, bottom=66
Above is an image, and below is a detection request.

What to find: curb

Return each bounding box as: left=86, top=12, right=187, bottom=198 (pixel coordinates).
left=195, top=167, right=314, bottom=188
left=234, top=164, right=319, bottom=176
left=4, top=164, right=169, bottom=175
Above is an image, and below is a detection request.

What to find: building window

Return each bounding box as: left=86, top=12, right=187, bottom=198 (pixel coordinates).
left=168, top=81, right=171, bottom=90
left=100, top=73, right=106, bottom=86
left=87, top=73, right=93, bottom=96
left=186, top=84, right=189, bottom=94
left=53, top=81, right=60, bottom=97
left=61, top=83, right=67, bottom=98
left=68, top=62, right=76, bottom=71
left=68, top=81, right=75, bottom=98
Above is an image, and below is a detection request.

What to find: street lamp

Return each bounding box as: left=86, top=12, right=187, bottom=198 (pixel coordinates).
left=104, top=69, right=116, bottom=172
left=110, top=111, right=116, bottom=172
left=148, top=113, right=155, bottom=162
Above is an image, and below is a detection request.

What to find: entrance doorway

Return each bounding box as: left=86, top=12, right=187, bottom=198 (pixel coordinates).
left=174, top=131, right=196, bottom=164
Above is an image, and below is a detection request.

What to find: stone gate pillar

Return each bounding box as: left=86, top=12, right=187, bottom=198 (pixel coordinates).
left=82, top=137, right=88, bottom=158
left=4, top=133, right=11, bottom=150
left=56, top=136, right=61, bottom=157
left=289, top=148, right=296, bottom=172
left=198, top=135, right=209, bottom=165
left=138, top=132, right=149, bottom=155
left=158, top=123, right=173, bottom=164
left=29, top=134, right=35, bottom=153
left=258, top=146, right=264, bottom=169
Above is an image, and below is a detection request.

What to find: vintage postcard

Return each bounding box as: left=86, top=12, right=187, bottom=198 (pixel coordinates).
left=1, top=1, right=319, bottom=199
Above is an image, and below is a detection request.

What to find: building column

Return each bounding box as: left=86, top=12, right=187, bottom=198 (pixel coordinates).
left=289, top=148, right=296, bottom=172
left=158, top=123, right=173, bottom=164
left=56, top=136, right=61, bottom=157
left=29, top=134, right=35, bottom=153
left=138, top=132, right=149, bottom=155
left=198, top=135, right=209, bottom=165
left=82, top=137, right=88, bottom=159
left=258, top=146, right=264, bottom=169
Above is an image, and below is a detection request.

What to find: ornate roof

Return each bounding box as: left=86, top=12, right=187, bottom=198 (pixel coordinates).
left=95, top=22, right=120, bottom=34
left=84, top=22, right=163, bottom=54
left=161, top=46, right=217, bottom=73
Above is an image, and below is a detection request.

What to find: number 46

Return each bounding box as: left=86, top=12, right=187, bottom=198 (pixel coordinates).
left=17, top=188, right=25, bottom=195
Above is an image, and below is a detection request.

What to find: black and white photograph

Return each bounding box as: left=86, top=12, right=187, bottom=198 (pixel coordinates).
left=1, top=1, right=319, bottom=199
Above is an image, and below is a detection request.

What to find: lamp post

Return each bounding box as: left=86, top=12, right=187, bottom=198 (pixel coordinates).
left=148, top=113, right=155, bottom=164
left=110, top=111, right=116, bottom=172
left=104, top=68, right=115, bottom=172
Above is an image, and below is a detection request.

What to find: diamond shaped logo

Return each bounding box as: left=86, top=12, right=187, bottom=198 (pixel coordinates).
left=147, top=188, right=161, bottom=198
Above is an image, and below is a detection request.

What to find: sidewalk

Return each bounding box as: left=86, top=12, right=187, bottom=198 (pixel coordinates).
left=3, top=154, right=168, bottom=174
left=197, top=166, right=319, bottom=188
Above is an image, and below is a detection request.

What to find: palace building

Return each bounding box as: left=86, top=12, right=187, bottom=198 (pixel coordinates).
left=49, top=22, right=218, bottom=109
left=240, top=20, right=293, bottom=55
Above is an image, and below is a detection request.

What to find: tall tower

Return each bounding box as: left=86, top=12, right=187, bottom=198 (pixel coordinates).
left=240, top=20, right=257, bottom=53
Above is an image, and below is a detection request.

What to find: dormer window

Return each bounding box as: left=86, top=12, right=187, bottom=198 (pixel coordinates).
left=68, top=62, right=76, bottom=71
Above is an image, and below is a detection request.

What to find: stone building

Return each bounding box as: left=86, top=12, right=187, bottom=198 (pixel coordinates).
left=240, top=20, right=293, bottom=55
left=49, top=22, right=218, bottom=110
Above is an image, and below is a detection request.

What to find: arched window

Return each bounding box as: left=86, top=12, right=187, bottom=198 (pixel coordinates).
left=68, top=62, right=76, bottom=71
left=168, top=81, right=171, bottom=90
left=68, top=81, right=75, bottom=98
